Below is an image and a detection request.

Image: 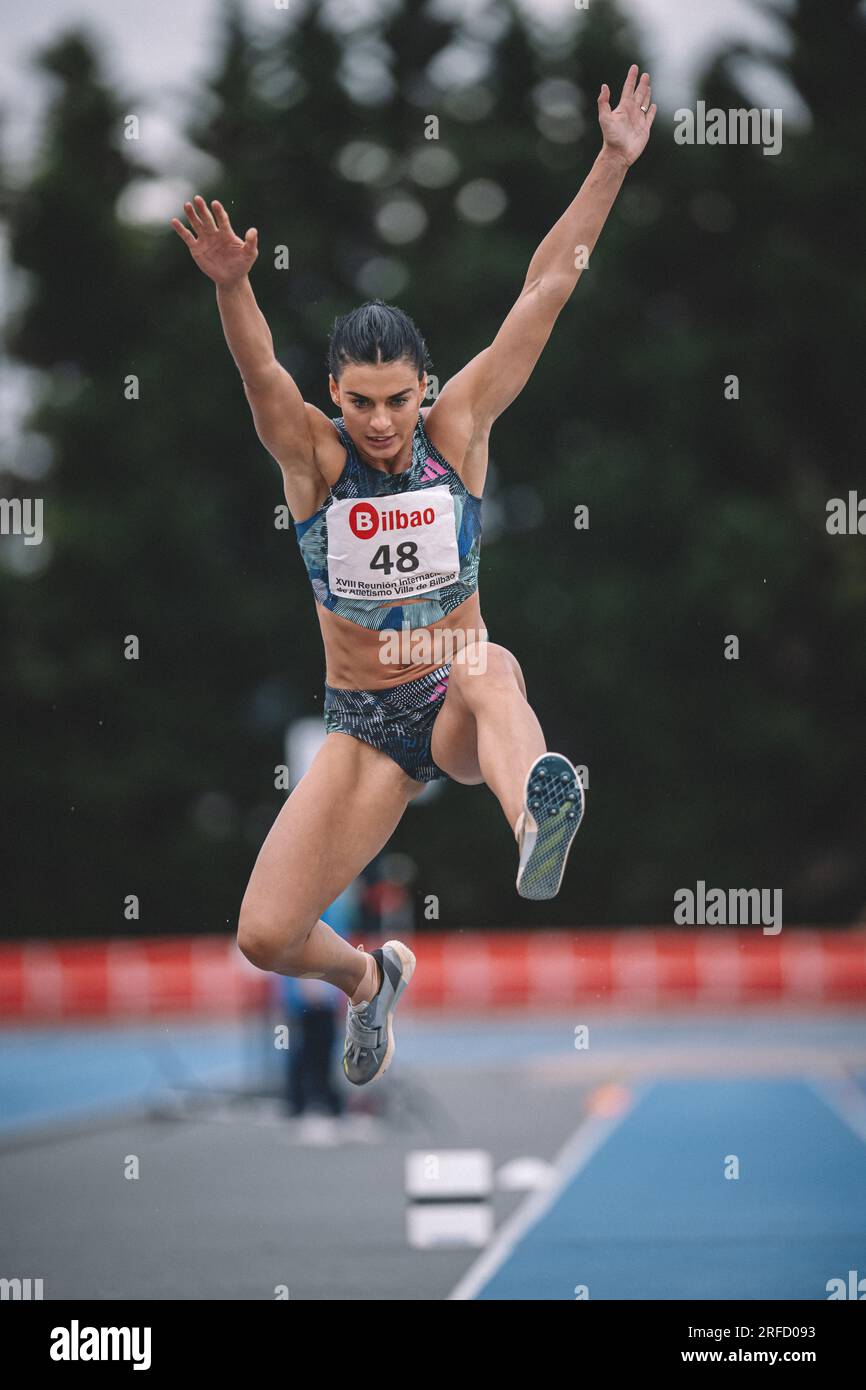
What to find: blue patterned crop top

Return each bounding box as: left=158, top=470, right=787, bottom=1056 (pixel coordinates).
left=293, top=411, right=482, bottom=632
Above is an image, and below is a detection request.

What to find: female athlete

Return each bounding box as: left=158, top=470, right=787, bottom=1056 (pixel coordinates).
left=171, top=65, right=655, bottom=1085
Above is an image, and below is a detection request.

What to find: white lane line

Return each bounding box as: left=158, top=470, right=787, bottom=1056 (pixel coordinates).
left=446, top=1082, right=651, bottom=1301
left=807, top=1068, right=866, bottom=1146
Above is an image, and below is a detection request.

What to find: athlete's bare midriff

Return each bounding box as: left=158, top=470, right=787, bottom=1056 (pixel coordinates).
left=318, top=588, right=487, bottom=689
left=297, top=402, right=490, bottom=690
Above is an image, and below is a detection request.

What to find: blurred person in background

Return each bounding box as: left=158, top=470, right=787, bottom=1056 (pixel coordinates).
left=277, top=880, right=359, bottom=1136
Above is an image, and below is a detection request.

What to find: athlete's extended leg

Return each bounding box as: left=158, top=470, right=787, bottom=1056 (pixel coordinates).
left=237, top=731, right=422, bottom=1000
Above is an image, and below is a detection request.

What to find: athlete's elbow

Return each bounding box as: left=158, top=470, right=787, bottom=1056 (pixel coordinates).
left=241, top=360, right=282, bottom=394
left=530, top=274, right=575, bottom=313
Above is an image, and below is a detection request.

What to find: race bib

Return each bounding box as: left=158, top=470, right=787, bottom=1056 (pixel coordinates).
left=326, top=485, right=460, bottom=602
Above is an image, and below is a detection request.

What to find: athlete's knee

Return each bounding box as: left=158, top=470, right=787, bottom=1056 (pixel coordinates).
left=236, top=899, right=313, bottom=971
left=503, top=647, right=527, bottom=698
left=452, top=641, right=525, bottom=704
left=236, top=911, right=278, bottom=970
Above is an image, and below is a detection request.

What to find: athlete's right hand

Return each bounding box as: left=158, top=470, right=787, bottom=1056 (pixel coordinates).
left=170, top=195, right=258, bottom=286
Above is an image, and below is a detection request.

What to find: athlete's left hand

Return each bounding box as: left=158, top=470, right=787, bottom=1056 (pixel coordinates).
left=598, top=64, right=656, bottom=167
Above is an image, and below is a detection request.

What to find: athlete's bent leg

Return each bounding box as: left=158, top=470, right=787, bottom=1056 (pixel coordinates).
left=431, top=642, right=545, bottom=831
left=237, top=731, right=422, bottom=999
left=432, top=643, right=584, bottom=900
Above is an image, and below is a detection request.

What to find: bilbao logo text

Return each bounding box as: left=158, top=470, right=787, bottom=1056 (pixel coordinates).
left=349, top=502, right=435, bottom=539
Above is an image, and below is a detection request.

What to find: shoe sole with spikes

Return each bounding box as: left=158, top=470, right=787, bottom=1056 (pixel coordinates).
left=515, top=753, right=585, bottom=900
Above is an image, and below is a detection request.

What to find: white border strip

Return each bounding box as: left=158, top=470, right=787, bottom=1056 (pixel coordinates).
left=447, top=1083, right=650, bottom=1300
left=807, top=1070, right=866, bottom=1146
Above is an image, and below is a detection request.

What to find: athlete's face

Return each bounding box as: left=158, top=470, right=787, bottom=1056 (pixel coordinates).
left=329, top=362, right=427, bottom=457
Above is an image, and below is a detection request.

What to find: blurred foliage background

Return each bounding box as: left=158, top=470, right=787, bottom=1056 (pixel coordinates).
left=1, top=0, right=864, bottom=938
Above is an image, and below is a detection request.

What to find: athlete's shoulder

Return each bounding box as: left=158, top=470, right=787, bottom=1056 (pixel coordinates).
left=299, top=402, right=352, bottom=495
left=304, top=401, right=345, bottom=444
left=419, top=401, right=489, bottom=500
left=307, top=402, right=350, bottom=457
left=417, top=401, right=458, bottom=456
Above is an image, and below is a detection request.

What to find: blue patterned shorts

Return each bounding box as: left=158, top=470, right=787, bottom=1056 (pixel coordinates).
left=323, top=663, right=452, bottom=783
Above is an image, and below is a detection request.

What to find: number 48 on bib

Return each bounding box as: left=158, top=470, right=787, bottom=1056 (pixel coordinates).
left=326, top=485, right=460, bottom=602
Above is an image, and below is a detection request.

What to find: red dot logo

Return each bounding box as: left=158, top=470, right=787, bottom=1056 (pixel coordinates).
left=349, top=502, right=379, bottom=538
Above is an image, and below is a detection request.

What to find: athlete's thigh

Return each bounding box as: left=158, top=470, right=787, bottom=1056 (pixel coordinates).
left=240, top=731, right=421, bottom=931
left=429, top=670, right=484, bottom=785
left=430, top=643, right=527, bottom=785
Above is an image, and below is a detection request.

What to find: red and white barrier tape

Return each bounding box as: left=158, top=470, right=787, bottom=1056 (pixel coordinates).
left=1, top=929, right=865, bottom=1019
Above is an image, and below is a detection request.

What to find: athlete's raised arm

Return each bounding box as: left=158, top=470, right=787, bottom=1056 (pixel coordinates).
left=435, top=64, right=657, bottom=433
left=171, top=196, right=318, bottom=506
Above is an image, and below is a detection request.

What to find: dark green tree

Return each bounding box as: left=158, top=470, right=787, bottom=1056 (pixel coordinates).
left=2, top=0, right=864, bottom=939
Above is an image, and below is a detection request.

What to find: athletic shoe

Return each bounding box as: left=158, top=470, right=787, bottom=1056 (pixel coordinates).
left=515, top=753, right=585, bottom=900
left=342, top=940, right=416, bottom=1086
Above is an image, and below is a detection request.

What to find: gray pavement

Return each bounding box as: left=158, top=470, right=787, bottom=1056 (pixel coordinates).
left=0, top=1059, right=594, bottom=1300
